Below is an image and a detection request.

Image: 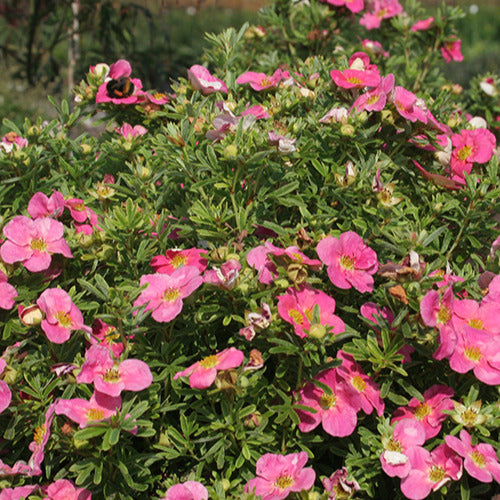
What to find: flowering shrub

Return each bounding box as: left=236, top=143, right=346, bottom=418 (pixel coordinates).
left=1, top=0, right=500, bottom=498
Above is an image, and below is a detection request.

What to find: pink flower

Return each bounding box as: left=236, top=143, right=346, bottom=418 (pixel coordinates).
left=133, top=266, right=204, bottom=323
left=389, top=86, right=428, bottom=123
left=380, top=419, right=426, bottom=478
left=244, top=451, right=316, bottom=500
left=0, top=270, right=16, bottom=310
left=42, top=478, right=92, bottom=499
left=28, top=401, right=57, bottom=474
left=295, top=368, right=358, bottom=437
left=359, top=0, right=403, bottom=29
left=1, top=216, right=72, bottom=272
left=187, top=65, right=227, bottom=94
left=351, top=73, right=395, bottom=113
left=151, top=248, right=208, bottom=275
left=0, top=486, right=38, bottom=500
left=236, top=69, right=289, bottom=91
left=239, top=302, right=272, bottom=341
left=268, top=130, right=296, bottom=154
left=441, top=38, right=463, bottom=63
left=316, top=231, right=378, bottom=293
left=324, top=0, right=364, bottom=13
left=391, top=385, right=454, bottom=440
left=27, top=191, right=65, bottom=219
left=241, top=104, right=270, bottom=119
left=55, top=390, right=121, bottom=428
left=247, top=241, right=281, bottom=284
left=0, top=132, right=28, bottom=153
left=361, top=39, right=389, bottom=57
left=411, top=17, right=434, bottom=31
left=277, top=285, right=345, bottom=339
left=445, top=429, right=500, bottom=483
left=115, top=123, right=148, bottom=140
left=173, top=347, right=244, bottom=389
left=0, top=359, right=11, bottom=415
left=36, top=288, right=86, bottom=343
left=400, top=444, right=462, bottom=499
left=64, top=198, right=99, bottom=230
left=322, top=467, right=360, bottom=499
left=203, top=259, right=241, bottom=289
left=95, top=59, right=143, bottom=104
left=89, top=319, right=124, bottom=358
left=163, top=481, right=208, bottom=500
left=330, top=68, right=381, bottom=90
left=77, top=345, right=153, bottom=397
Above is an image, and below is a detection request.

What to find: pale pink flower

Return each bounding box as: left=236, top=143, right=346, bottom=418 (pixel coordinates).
left=441, top=38, right=464, bottom=63
left=268, top=130, right=296, bottom=154
left=173, top=347, right=244, bottom=389
left=324, top=0, right=364, bottom=13
left=1, top=215, right=72, bottom=272
left=317, top=231, right=378, bottom=293
left=411, top=17, right=434, bottom=31
left=77, top=344, right=153, bottom=397
left=115, top=123, right=148, bottom=140
left=151, top=248, right=208, bottom=275
left=163, top=481, right=208, bottom=500
left=244, top=451, right=316, bottom=500
left=380, top=419, right=426, bottom=478
left=277, top=285, right=345, bottom=339
left=295, top=368, right=358, bottom=437
left=27, top=191, right=65, bottom=219
left=336, top=350, right=384, bottom=416
left=133, top=266, right=204, bottom=323
left=361, top=39, right=389, bottom=57
left=391, top=385, right=454, bottom=440
left=322, top=467, right=360, bottom=499
left=54, top=390, right=121, bottom=428
left=36, top=288, right=86, bottom=344
left=95, top=59, right=143, bottom=104
left=330, top=68, right=380, bottom=89
left=205, top=111, right=240, bottom=141
left=203, top=259, right=241, bottom=289
left=319, top=106, right=349, bottom=124
left=0, top=359, right=11, bottom=415
left=445, top=429, right=500, bottom=483
left=239, top=302, right=272, bottom=341
left=0, top=270, right=16, bottom=310
left=400, top=444, right=462, bottom=499
left=42, top=478, right=92, bottom=499
left=0, top=132, right=28, bottom=153
left=236, top=69, right=289, bottom=91
left=187, top=64, right=227, bottom=94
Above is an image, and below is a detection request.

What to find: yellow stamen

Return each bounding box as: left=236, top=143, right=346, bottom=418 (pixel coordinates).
left=471, top=451, right=486, bottom=467
left=386, top=437, right=402, bottom=452
left=33, top=424, right=47, bottom=444
left=163, top=288, right=180, bottom=302
left=275, top=475, right=294, bottom=489
left=414, top=402, right=431, bottom=420
left=429, top=465, right=446, bottom=483
left=30, top=238, right=47, bottom=251
left=340, top=255, right=355, bottom=270
left=468, top=318, right=483, bottom=330
left=320, top=392, right=336, bottom=409
left=199, top=354, right=219, bottom=369
left=55, top=311, right=73, bottom=328
left=457, top=145, right=472, bottom=161
left=171, top=254, right=187, bottom=268
left=103, top=368, right=120, bottom=383
left=351, top=375, right=366, bottom=392
left=87, top=408, right=105, bottom=421
left=464, top=346, right=482, bottom=362
left=288, top=309, right=304, bottom=325
left=437, top=306, right=451, bottom=324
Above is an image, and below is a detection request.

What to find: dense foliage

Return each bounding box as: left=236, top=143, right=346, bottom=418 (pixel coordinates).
left=1, top=0, right=500, bottom=498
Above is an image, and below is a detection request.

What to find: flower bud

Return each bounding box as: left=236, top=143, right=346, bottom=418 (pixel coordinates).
left=224, top=144, right=238, bottom=160
left=18, top=304, right=43, bottom=327
left=308, top=324, right=327, bottom=339
left=340, top=124, right=355, bottom=136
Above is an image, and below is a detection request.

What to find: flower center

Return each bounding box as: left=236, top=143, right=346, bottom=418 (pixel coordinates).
left=457, top=145, right=472, bottom=161
left=290, top=252, right=304, bottom=263
left=33, top=424, right=47, bottom=445
left=275, top=474, right=294, bottom=490
left=367, top=94, right=380, bottom=105
left=464, top=346, right=482, bottom=362
left=163, top=288, right=180, bottom=302
left=171, top=254, right=187, bottom=268
left=429, top=465, right=446, bottom=483
left=288, top=309, right=304, bottom=325
left=462, top=408, right=480, bottom=425
left=260, top=77, right=272, bottom=87
left=436, top=306, right=451, bottom=324
left=199, top=354, right=219, bottom=369
left=30, top=238, right=47, bottom=251
left=55, top=311, right=73, bottom=328
left=103, top=368, right=121, bottom=383
left=320, top=392, right=336, bottom=409
left=386, top=437, right=402, bottom=452
left=471, top=451, right=486, bottom=467
left=468, top=318, right=483, bottom=330
left=87, top=408, right=105, bottom=421
left=414, top=402, right=430, bottom=420
left=351, top=375, right=366, bottom=392
left=340, top=255, right=355, bottom=270
left=347, top=76, right=362, bottom=85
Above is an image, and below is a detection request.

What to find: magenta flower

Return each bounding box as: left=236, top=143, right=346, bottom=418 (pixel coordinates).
left=173, top=347, right=244, bottom=389
left=441, top=38, right=464, bottom=63
left=115, top=123, right=148, bottom=140
left=411, top=17, right=434, bottom=31
left=351, top=73, right=395, bottom=113
left=151, top=248, right=208, bottom=275
left=77, top=345, right=152, bottom=397
left=0, top=270, right=16, bottom=310
left=95, top=59, right=144, bottom=104
left=187, top=64, right=227, bottom=95
left=330, top=68, right=380, bottom=90
left=64, top=198, right=100, bottom=232
left=0, top=359, right=11, bottom=415
left=295, top=368, right=358, bottom=437
left=42, top=478, right=92, bottom=500
left=28, top=401, right=57, bottom=474
left=236, top=68, right=289, bottom=91
left=389, top=86, right=428, bottom=123
left=36, top=288, right=86, bottom=344
left=400, top=444, right=462, bottom=499
left=324, top=0, right=364, bottom=13
left=380, top=419, right=426, bottom=478
left=391, top=385, right=454, bottom=440
left=89, top=319, right=124, bottom=358
left=133, top=266, right=204, bottom=322
left=244, top=451, right=316, bottom=500
left=163, top=481, right=208, bottom=500
left=27, top=191, right=65, bottom=219
left=316, top=231, right=378, bottom=293
left=1, top=215, right=72, bottom=272
left=277, top=284, right=345, bottom=339
left=445, top=429, right=500, bottom=483
left=55, top=390, right=121, bottom=428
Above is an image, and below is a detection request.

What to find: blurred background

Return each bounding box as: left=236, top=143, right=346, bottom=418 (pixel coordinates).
left=0, top=0, right=499, bottom=133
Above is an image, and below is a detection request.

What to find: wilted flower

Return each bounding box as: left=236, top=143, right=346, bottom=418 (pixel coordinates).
left=187, top=65, right=227, bottom=95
